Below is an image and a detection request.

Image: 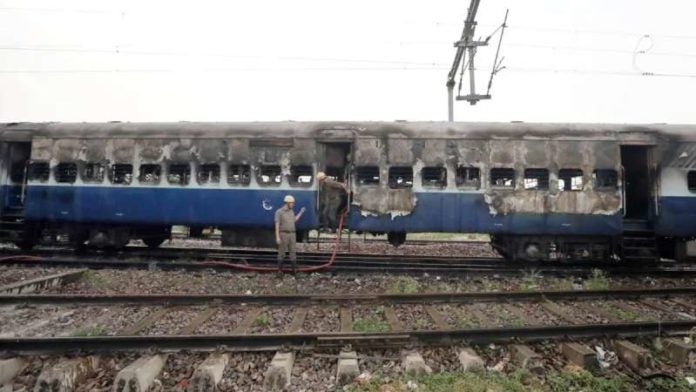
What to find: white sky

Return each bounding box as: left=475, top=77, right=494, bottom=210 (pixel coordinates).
left=0, top=0, right=695, bottom=123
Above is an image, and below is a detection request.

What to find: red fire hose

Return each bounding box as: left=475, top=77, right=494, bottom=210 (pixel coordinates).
left=196, top=209, right=347, bottom=273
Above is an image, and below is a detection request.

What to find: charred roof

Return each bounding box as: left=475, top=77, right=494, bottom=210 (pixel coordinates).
left=0, top=121, right=694, bottom=142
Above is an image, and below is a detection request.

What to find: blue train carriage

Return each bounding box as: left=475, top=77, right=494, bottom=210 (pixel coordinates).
left=0, top=121, right=695, bottom=262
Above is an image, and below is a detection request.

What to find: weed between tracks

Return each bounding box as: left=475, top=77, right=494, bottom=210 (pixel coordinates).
left=584, top=269, right=610, bottom=290
left=71, top=324, right=107, bottom=337
left=346, top=368, right=683, bottom=392
left=387, top=276, right=420, bottom=294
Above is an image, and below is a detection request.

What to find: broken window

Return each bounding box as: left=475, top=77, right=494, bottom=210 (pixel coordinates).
left=559, top=169, right=584, bottom=191
left=490, top=168, right=515, bottom=188
left=455, top=166, right=481, bottom=188
left=523, top=168, right=549, bottom=190
left=689, top=171, right=696, bottom=192
left=289, top=165, right=313, bottom=187
left=139, top=164, right=161, bottom=185
left=111, top=164, right=133, bottom=185
left=28, top=162, right=49, bottom=182
left=82, top=163, right=105, bottom=183
left=258, top=165, right=282, bottom=186
left=422, top=167, right=447, bottom=188
left=167, top=163, right=191, bottom=185
left=388, top=167, right=413, bottom=189
left=593, top=169, right=618, bottom=190
left=198, top=164, right=220, bottom=184
left=228, top=164, right=251, bottom=185
left=356, top=166, right=380, bottom=186
left=55, top=162, right=78, bottom=183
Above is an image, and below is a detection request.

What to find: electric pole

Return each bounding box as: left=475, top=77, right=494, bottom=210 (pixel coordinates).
left=446, top=1, right=508, bottom=121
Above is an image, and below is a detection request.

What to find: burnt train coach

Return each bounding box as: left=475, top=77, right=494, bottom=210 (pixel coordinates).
left=0, top=121, right=694, bottom=262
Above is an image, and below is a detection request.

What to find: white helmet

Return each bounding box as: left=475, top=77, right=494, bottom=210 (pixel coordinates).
left=316, top=171, right=327, bottom=181
left=283, top=195, right=295, bottom=203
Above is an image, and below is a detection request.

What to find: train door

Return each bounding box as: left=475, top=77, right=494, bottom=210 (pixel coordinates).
left=3, top=142, right=31, bottom=210
left=318, top=142, right=352, bottom=230
left=620, top=145, right=653, bottom=222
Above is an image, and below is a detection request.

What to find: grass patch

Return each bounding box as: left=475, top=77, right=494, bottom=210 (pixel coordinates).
left=80, top=270, right=107, bottom=285
left=352, top=316, right=390, bottom=333
left=547, top=369, right=633, bottom=392
left=600, top=303, right=640, bottom=321
left=253, top=313, right=271, bottom=328
left=583, top=269, right=610, bottom=290
left=347, top=369, right=543, bottom=392
left=72, top=324, right=107, bottom=337
left=387, top=276, right=420, bottom=294
left=548, top=278, right=575, bottom=291
left=520, top=269, right=542, bottom=291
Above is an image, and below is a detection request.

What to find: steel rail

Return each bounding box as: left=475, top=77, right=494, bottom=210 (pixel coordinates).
left=2, top=320, right=694, bottom=354
left=2, top=255, right=696, bottom=276
left=2, top=286, right=696, bottom=306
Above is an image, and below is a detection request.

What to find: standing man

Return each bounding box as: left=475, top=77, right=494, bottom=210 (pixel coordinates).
left=275, top=195, right=305, bottom=274
left=316, top=172, right=348, bottom=232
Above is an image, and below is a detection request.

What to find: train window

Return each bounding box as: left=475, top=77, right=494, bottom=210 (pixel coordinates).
left=198, top=164, right=220, bottom=184
left=490, top=168, right=515, bottom=188
left=82, top=163, right=105, bottom=183
left=139, top=164, right=161, bottom=185
left=688, top=171, right=696, bottom=192
left=593, top=169, right=618, bottom=190
left=55, top=163, right=78, bottom=183
left=389, top=167, right=413, bottom=189
left=228, top=164, right=251, bottom=185
left=559, top=169, right=584, bottom=191
left=455, top=166, right=481, bottom=188
left=28, top=162, right=49, bottom=182
left=523, top=168, right=549, bottom=190
left=422, top=167, right=447, bottom=188
left=167, top=163, right=191, bottom=185
left=356, top=166, right=380, bottom=186
left=258, top=165, right=282, bottom=186
left=289, top=165, right=313, bottom=187
left=111, top=164, right=133, bottom=185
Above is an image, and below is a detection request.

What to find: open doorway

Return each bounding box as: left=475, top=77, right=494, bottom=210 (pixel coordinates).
left=318, top=142, right=351, bottom=231
left=620, top=145, right=652, bottom=220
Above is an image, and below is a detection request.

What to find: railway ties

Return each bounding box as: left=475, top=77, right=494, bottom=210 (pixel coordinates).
left=3, top=289, right=696, bottom=389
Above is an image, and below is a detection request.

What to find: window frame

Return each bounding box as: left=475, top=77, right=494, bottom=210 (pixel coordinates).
left=421, top=166, right=447, bottom=188
left=289, top=165, right=314, bottom=187
left=388, top=166, right=414, bottom=189
left=355, top=166, right=380, bottom=186
left=558, top=168, right=584, bottom=192
left=592, top=169, right=618, bottom=191
left=523, top=168, right=550, bottom=191
left=257, top=165, right=283, bottom=187
left=688, top=170, right=696, bottom=193
left=228, top=164, right=251, bottom=186
left=455, top=166, right=481, bottom=189
left=54, top=162, right=78, bottom=184
left=197, top=163, right=221, bottom=185
left=139, top=164, right=162, bottom=185
left=167, top=163, right=191, bottom=186
left=490, top=168, right=515, bottom=189
left=110, top=164, right=133, bottom=185
left=27, top=161, right=50, bottom=183
left=81, top=162, right=106, bottom=184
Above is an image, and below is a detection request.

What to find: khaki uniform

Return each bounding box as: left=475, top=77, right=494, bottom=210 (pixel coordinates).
left=274, top=205, right=297, bottom=268
left=321, top=179, right=346, bottom=230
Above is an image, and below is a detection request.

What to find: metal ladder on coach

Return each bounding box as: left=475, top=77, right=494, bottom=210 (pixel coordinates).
left=621, top=228, right=660, bottom=262
left=0, top=206, right=28, bottom=244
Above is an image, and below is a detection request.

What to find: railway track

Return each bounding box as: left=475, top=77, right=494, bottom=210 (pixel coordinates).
left=2, top=270, right=696, bottom=390
left=2, top=250, right=696, bottom=277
